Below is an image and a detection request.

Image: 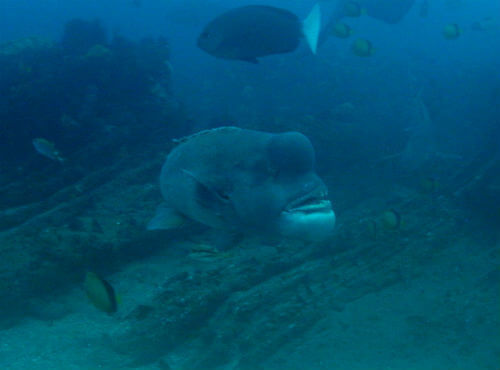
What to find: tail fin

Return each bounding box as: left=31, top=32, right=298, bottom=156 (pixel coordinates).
left=302, top=3, right=321, bottom=54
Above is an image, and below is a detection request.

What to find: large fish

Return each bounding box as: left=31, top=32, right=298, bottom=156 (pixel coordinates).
left=149, top=127, right=335, bottom=242
left=197, top=4, right=321, bottom=63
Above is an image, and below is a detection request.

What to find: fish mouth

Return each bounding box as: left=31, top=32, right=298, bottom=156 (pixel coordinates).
left=283, top=186, right=331, bottom=214
left=278, top=185, right=335, bottom=242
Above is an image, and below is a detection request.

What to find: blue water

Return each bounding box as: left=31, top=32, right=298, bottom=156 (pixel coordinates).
left=0, top=0, right=499, bottom=369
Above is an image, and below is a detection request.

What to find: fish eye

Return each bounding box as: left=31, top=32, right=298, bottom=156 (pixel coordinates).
left=201, top=31, right=210, bottom=39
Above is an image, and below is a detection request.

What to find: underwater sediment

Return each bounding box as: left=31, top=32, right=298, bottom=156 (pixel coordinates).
left=0, top=15, right=498, bottom=370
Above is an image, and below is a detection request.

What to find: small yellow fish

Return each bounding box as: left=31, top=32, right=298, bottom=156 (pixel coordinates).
left=443, top=23, right=461, bottom=39
left=343, top=1, right=365, bottom=17
left=419, top=177, right=439, bottom=193
left=381, top=209, right=401, bottom=229
left=351, top=38, right=375, bottom=57
left=332, top=22, right=354, bottom=38
left=84, top=272, right=118, bottom=314
left=32, top=138, right=65, bottom=162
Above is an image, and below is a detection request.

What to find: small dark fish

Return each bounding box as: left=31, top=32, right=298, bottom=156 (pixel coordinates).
left=197, top=4, right=321, bottom=63
left=362, top=0, right=416, bottom=23
left=471, top=17, right=496, bottom=31
left=131, top=0, right=142, bottom=8
left=343, top=1, right=364, bottom=17
left=443, top=23, right=461, bottom=39
left=419, top=0, right=429, bottom=18
left=32, top=138, right=65, bottom=162
left=84, top=271, right=118, bottom=314
left=445, top=0, right=463, bottom=11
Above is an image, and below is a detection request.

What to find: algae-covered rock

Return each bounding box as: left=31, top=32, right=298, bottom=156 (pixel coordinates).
left=61, top=18, right=107, bottom=55
left=0, top=37, right=53, bottom=56
left=0, top=18, right=175, bottom=170
left=0, top=19, right=185, bottom=325
left=84, top=44, right=112, bottom=60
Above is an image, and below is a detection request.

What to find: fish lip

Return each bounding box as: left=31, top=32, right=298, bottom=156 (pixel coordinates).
left=283, top=186, right=331, bottom=214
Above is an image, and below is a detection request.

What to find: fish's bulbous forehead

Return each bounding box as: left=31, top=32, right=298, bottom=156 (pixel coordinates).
left=267, top=132, right=315, bottom=174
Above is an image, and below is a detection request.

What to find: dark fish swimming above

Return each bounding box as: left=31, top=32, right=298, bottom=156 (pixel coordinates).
left=197, top=4, right=321, bottom=63
left=318, top=0, right=416, bottom=47
left=361, top=0, right=416, bottom=24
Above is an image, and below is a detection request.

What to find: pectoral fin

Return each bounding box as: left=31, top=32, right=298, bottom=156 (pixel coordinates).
left=147, top=203, right=186, bottom=230
left=182, top=169, right=231, bottom=213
